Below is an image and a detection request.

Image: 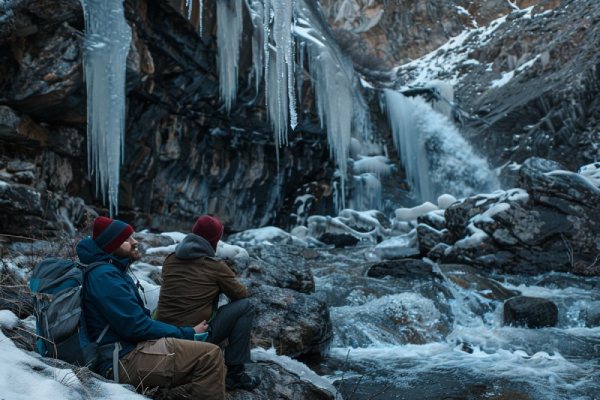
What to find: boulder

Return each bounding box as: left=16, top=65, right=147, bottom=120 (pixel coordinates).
left=240, top=245, right=320, bottom=293
left=249, top=285, right=332, bottom=357
left=148, top=361, right=334, bottom=400
left=317, top=233, right=360, bottom=248
left=582, top=301, right=600, bottom=328
left=503, top=296, right=558, bottom=328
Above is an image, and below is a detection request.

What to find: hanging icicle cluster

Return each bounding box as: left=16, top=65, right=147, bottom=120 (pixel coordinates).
left=79, top=0, right=132, bottom=216
left=78, top=0, right=369, bottom=215
left=215, top=0, right=371, bottom=208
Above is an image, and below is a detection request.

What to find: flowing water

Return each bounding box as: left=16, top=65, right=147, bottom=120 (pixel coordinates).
left=305, top=246, right=600, bottom=400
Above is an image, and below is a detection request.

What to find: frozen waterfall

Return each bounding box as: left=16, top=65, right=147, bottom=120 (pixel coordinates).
left=79, top=0, right=131, bottom=216
left=384, top=88, right=500, bottom=202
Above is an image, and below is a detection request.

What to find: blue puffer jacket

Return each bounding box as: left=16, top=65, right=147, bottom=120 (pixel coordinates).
left=77, top=237, right=195, bottom=374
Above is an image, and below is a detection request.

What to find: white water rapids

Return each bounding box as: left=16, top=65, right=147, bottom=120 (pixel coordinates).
left=309, top=247, right=600, bottom=400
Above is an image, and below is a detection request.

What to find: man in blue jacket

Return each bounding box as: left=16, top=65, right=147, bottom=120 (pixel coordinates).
left=77, top=216, right=225, bottom=400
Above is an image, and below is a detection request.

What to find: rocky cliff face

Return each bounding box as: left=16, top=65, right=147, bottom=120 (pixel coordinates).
left=1, top=0, right=598, bottom=241
left=0, top=0, right=338, bottom=239
left=327, top=0, right=598, bottom=181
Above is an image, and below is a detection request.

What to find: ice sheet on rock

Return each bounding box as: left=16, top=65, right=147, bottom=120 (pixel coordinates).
left=216, top=241, right=249, bottom=259
left=437, top=193, right=458, bottom=209
left=228, top=226, right=308, bottom=247
left=395, top=202, right=438, bottom=222
left=349, top=173, right=382, bottom=211
left=578, top=162, right=600, bottom=187
left=307, top=209, right=391, bottom=243
left=251, top=347, right=341, bottom=398
left=371, top=232, right=420, bottom=260
left=129, top=261, right=162, bottom=311
left=160, top=231, right=187, bottom=243
left=352, top=155, right=392, bottom=176
left=79, top=0, right=131, bottom=216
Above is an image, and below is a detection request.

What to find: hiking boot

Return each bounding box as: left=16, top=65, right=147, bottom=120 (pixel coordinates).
left=225, top=365, right=260, bottom=391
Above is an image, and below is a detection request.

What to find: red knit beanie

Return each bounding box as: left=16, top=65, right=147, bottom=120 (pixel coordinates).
left=192, top=215, right=224, bottom=250
left=92, top=216, right=134, bottom=254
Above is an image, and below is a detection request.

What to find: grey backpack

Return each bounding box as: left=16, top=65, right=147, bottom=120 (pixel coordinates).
left=29, top=258, right=109, bottom=367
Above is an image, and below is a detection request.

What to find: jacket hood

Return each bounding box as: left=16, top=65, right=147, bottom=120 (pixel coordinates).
left=175, top=233, right=215, bottom=259
left=76, top=236, right=130, bottom=268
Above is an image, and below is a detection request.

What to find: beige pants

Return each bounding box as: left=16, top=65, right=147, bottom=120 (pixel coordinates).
left=118, top=337, right=226, bottom=400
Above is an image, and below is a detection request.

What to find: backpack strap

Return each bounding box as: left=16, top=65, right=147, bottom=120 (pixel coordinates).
left=96, top=324, right=110, bottom=344
left=81, top=261, right=121, bottom=382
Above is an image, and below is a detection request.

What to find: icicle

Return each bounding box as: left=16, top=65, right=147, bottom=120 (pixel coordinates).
left=296, top=40, right=305, bottom=107
left=79, top=0, right=131, bottom=216
left=198, top=0, right=203, bottom=36
left=263, top=0, right=271, bottom=109
left=267, top=49, right=289, bottom=151
left=216, top=0, right=243, bottom=113
left=186, top=0, right=192, bottom=19
left=270, top=0, right=295, bottom=146
left=245, top=0, right=264, bottom=94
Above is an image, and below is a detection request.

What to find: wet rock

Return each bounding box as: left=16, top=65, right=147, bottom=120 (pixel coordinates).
left=7, top=160, right=35, bottom=173
left=439, top=264, right=520, bottom=301
left=242, top=245, right=321, bottom=293
left=367, top=258, right=438, bottom=280
left=234, top=255, right=315, bottom=294
left=317, top=233, right=359, bottom=248
left=249, top=285, right=332, bottom=357
left=417, top=210, right=447, bottom=231
left=416, top=224, right=452, bottom=253
left=149, top=361, right=334, bottom=400
left=427, top=242, right=451, bottom=260
left=228, top=361, right=334, bottom=400
left=503, top=296, right=558, bottom=328
left=582, top=301, right=600, bottom=328
left=0, top=181, right=44, bottom=233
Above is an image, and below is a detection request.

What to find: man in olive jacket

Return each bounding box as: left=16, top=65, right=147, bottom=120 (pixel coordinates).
left=156, top=215, right=259, bottom=391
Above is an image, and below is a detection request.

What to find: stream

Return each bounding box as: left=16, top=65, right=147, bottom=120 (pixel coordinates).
left=304, top=246, right=600, bottom=400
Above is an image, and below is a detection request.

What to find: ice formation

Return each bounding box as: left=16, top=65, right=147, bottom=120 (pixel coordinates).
left=216, top=0, right=243, bottom=113
left=79, top=0, right=132, bottom=216
left=214, top=0, right=370, bottom=207
left=384, top=88, right=500, bottom=202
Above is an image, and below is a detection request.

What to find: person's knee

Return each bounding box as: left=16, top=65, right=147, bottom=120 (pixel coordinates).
left=235, top=298, right=254, bottom=314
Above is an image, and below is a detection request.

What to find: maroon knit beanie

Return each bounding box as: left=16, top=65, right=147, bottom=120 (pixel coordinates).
left=192, top=215, right=224, bottom=250
left=92, top=216, right=134, bottom=254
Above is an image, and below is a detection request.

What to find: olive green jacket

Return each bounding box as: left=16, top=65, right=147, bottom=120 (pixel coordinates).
left=156, top=234, right=247, bottom=326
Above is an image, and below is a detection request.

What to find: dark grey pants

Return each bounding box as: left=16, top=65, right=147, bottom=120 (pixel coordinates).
left=207, top=298, right=254, bottom=366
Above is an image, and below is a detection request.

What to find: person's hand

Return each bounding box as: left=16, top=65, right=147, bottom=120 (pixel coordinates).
left=193, top=320, right=209, bottom=333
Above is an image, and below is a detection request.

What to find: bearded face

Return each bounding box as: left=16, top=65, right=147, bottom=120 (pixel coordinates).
left=114, top=236, right=141, bottom=261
